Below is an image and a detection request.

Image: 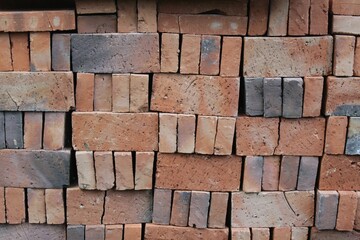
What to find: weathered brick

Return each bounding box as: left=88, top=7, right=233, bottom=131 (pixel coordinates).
left=130, top=74, right=149, bottom=112
left=297, top=157, right=319, bottom=191
left=112, top=74, right=130, bottom=112
left=9, top=33, right=29, bottom=71
left=245, top=78, right=264, bottom=116
left=315, top=190, right=339, bottom=230
left=170, top=191, right=191, bottom=227
left=161, top=33, right=179, bottom=73
left=268, top=0, right=289, bottom=36
left=45, top=189, right=65, bottom=224
left=310, top=0, right=329, bottom=35
left=303, top=77, right=323, bottom=117
left=288, top=0, right=310, bottom=35
left=5, top=188, right=25, bottom=224
left=264, top=78, right=282, bottom=117
left=243, top=156, right=264, bottom=192
left=52, top=34, right=70, bottom=70
left=208, top=192, right=228, bottom=228
left=124, top=224, right=142, bottom=240
left=200, top=35, right=220, bottom=75
left=137, top=0, right=157, bottom=32
left=346, top=117, right=360, bottom=155
left=180, top=35, right=201, bottom=74
left=86, top=225, right=105, bottom=240
left=336, top=191, right=358, bottom=231
left=0, top=33, right=13, bottom=71
left=252, top=228, right=270, bottom=240
left=135, top=152, right=154, bottom=190
left=283, top=78, right=303, bottom=118
left=243, top=37, right=333, bottom=77
left=291, top=227, right=308, bottom=240
left=5, top=112, right=23, bottom=149
left=117, top=0, right=137, bottom=32
left=114, top=152, right=134, bottom=190
left=310, top=227, right=360, bottom=239
left=153, top=189, right=172, bottom=225
left=248, top=0, right=269, bottom=36
left=151, top=74, right=240, bottom=117
left=24, top=112, right=43, bottom=149
left=177, top=114, right=196, bottom=153
left=159, top=113, right=177, bottom=153
left=273, top=227, right=291, bottom=240
left=78, top=15, right=117, bottom=34
left=94, top=152, right=115, bottom=190
left=156, top=153, right=242, bottom=192
left=106, top=225, right=123, bottom=240
left=27, top=189, right=46, bottom=224
left=279, top=156, right=300, bottom=191
left=220, top=37, right=242, bottom=77
left=231, top=228, right=251, bottom=240
left=67, top=225, right=85, bottom=240
left=0, top=224, right=66, bottom=240
left=43, top=112, right=65, bottom=150
left=76, top=151, right=96, bottom=190
left=75, top=0, right=116, bottom=14
left=188, top=191, right=210, bottom=229
left=332, top=0, right=360, bottom=15
left=30, top=32, right=51, bottom=71
left=195, top=116, right=217, bottom=154
left=334, top=35, right=355, bottom=77
left=262, top=156, right=280, bottom=191
left=157, top=13, right=179, bottom=33
left=214, top=117, right=236, bottom=155
left=333, top=16, right=360, bottom=35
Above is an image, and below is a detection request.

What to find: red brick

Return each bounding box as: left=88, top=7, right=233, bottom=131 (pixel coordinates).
left=268, top=0, right=289, bottom=36
left=27, top=189, right=46, bottom=224
left=279, top=156, right=300, bottom=191
left=94, top=74, right=112, bottom=112
left=130, top=74, right=149, bottom=112
left=137, top=0, right=157, bottom=32
left=0, top=33, right=12, bottom=71
left=220, top=37, right=242, bottom=77
left=177, top=114, right=196, bottom=153
left=24, top=112, right=43, bottom=149
left=243, top=156, right=264, bottom=192
left=208, top=192, right=228, bottom=228
left=170, top=191, right=191, bottom=227
left=135, top=152, right=154, bottom=190
left=156, top=153, right=242, bottom=192
left=232, top=228, right=251, bottom=240
left=273, top=227, right=291, bottom=240
left=303, top=77, right=323, bottom=117
left=52, top=34, right=71, bottom=71
left=355, top=191, right=360, bottom=230
left=180, top=35, right=201, bottom=74
left=291, top=227, right=308, bottom=240
left=188, top=191, right=210, bottom=229
left=94, top=151, right=115, bottom=190
left=76, top=151, right=96, bottom=190
left=288, top=0, right=310, bottom=35
left=105, top=225, right=123, bottom=240
left=355, top=38, right=360, bottom=76
left=195, top=116, right=217, bottom=154
left=159, top=113, right=177, bottom=153
left=5, top=188, right=25, bottom=224
left=30, top=32, right=51, bottom=71
left=0, top=188, right=5, bottom=223
left=262, top=156, right=280, bottom=191
left=214, top=117, right=236, bottom=155
left=76, top=73, right=94, bottom=112
left=332, top=0, right=360, bottom=15
left=10, top=33, right=29, bottom=71
left=152, top=189, right=172, bottom=225
left=78, top=15, right=117, bottom=33
left=114, top=152, right=134, bottom=190
left=124, top=224, right=142, bottom=240
left=236, top=117, right=279, bottom=156
left=333, top=16, right=360, bottom=35
left=334, top=35, right=355, bottom=77
left=112, top=74, right=130, bottom=112
left=325, top=116, right=348, bottom=154
left=43, top=112, right=65, bottom=150
left=252, top=228, right=270, bottom=240
left=45, top=189, right=65, bottom=224
left=161, top=33, right=179, bottom=73
left=157, top=13, right=179, bottom=33
left=248, top=0, right=269, bottom=36
left=310, top=0, right=329, bottom=35
left=117, top=0, right=137, bottom=32
left=336, top=191, right=358, bottom=231
left=86, top=225, right=105, bottom=240
left=200, top=35, right=221, bottom=75
left=75, top=0, right=116, bottom=14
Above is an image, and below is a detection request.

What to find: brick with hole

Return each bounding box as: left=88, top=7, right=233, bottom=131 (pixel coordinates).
left=77, top=15, right=117, bottom=33
left=30, top=32, right=51, bottom=71
left=106, top=225, right=123, bottom=240
left=86, top=225, right=105, bottom=240
left=24, top=112, right=43, bottom=149
left=94, top=151, right=114, bottom=190
left=152, top=189, right=172, bottom=225
left=243, top=156, right=264, bottom=192
left=43, top=112, right=66, bottom=150
left=345, top=117, right=360, bottom=155
left=303, top=77, right=323, bottom=117
left=170, top=191, right=191, bottom=227
left=333, top=35, right=355, bottom=77
left=10, top=33, right=30, bottom=71
left=114, top=152, right=134, bottom=190
left=188, top=191, right=210, bottom=229
left=333, top=16, right=360, bottom=35
left=208, top=192, right=228, bottom=228
left=5, top=188, right=25, bottom=224
left=200, top=35, right=221, bottom=75
left=135, top=152, right=154, bottom=190
left=137, top=0, right=157, bottom=32
left=268, top=0, right=289, bottom=36
left=159, top=113, right=177, bottom=153
left=112, top=74, right=130, bottom=113
left=27, top=189, right=46, bottom=224
left=214, top=117, right=236, bottom=155
left=220, top=37, right=242, bottom=77
left=117, top=0, right=137, bottom=32
left=5, top=112, right=23, bottom=149
left=76, top=151, right=96, bottom=190
left=52, top=34, right=70, bottom=70
left=161, top=33, right=179, bottom=73
left=336, top=191, right=358, bottom=231
left=45, top=189, right=65, bottom=224
left=310, top=0, right=329, bottom=35
left=248, top=0, right=269, bottom=36
left=279, top=156, right=300, bottom=191
left=195, top=116, right=217, bottom=155
left=262, top=156, right=280, bottom=191
left=180, top=35, right=201, bottom=74
left=177, top=114, right=196, bottom=153
left=288, top=0, right=310, bottom=35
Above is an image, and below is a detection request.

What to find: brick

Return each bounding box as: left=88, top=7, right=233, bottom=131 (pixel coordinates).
left=297, top=157, right=319, bottom=191
left=252, top=228, right=270, bottom=240
left=279, top=156, right=300, bottom=191
left=0, top=149, right=70, bottom=188
left=103, top=190, right=152, bottom=224
left=200, top=35, right=221, bottom=75
left=220, top=37, right=242, bottom=77
left=291, top=227, right=308, bottom=240
left=94, top=152, right=115, bottom=190
left=208, top=192, right=228, bottom=228
left=75, top=0, right=116, bottom=14
left=5, top=188, right=25, bottom=224
left=333, top=16, right=360, bottom=35
left=332, top=0, right=360, bottom=15
left=189, top=191, right=210, bottom=229
left=45, top=189, right=65, bottom=224
left=94, top=74, right=112, bottom=111
left=262, top=156, right=280, bottom=191
left=310, top=0, right=329, bottom=35
left=177, top=114, right=196, bottom=153
left=5, top=112, right=23, bottom=149
left=0, top=188, right=4, bottom=223
left=275, top=118, right=325, bottom=156
left=244, top=37, right=333, bottom=77
left=137, top=0, right=157, bottom=32
left=0, top=11, right=75, bottom=32
left=236, top=117, right=279, bottom=156
left=179, top=15, right=248, bottom=35
left=24, top=112, right=43, bottom=149
left=195, top=116, right=217, bottom=154
left=180, top=35, right=201, bottom=74
left=117, top=0, right=137, bottom=32
left=232, top=191, right=314, bottom=227
left=106, top=225, right=123, bottom=240
left=159, top=113, right=177, bottom=153
left=52, top=34, right=70, bottom=70
left=0, top=113, right=4, bottom=149
left=86, top=225, right=105, bottom=240
left=78, top=15, right=117, bottom=33
left=325, top=77, right=360, bottom=116
left=355, top=39, right=360, bottom=76
left=334, top=35, right=355, bottom=77
left=288, top=0, right=310, bottom=35
left=157, top=13, right=179, bottom=33
left=10, top=33, right=29, bottom=71
left=346, top=117, right=360, bottom=155
left=27, top=189, right=46, bottom=224
left=66, top=187, right=105, bottom=225
left=30, top=32, right=51, bottom=71
left=319, top=155, right=360, bottom=190
left=0, top=224, right=66, bottom=240
left=161, top=33, right=179, bottom=73
left=73, top=112, right=158, bottom=151
left=130, top=74, right=149, bottom=112
left=153, top=189, right=172, bottom=225
left=356, top=192, right=360, bottom=230
left=43, top=112, right=65, bottom=150
left=315, top=190, right=339, bottom=230
left=72, top=33, right=159, bottom=73
left=156, top=153, right=242, bottom=191
left=76, top=73, right=94, bottom=111
left=245, top=78, right=264, bottom=116
left=67, top=225, right=85, bottom=240
left=232, top=228, right=251, bottom=240
left=214, top=117, right=236, bottom=155
left=268, top=0, right=289, bottom=36
left=336, top=191, right=358, bottom=231
left=0, top=33, right=13, bottom=71
left=151, top=74, right=240, bottom=117
left=273, top=227, right=291, bottom=240
left=243, top=156, right=264, bottom=192
left=310, top=227, right=360, bottom=239
left=283, top=78, right=303, bottom=118
left=76, top=151, right=96, bottom=190
left=248, top=0, right=269, bottom=36
left=170, top=191, right=191, bottom=227
left=114, top=152, right=134, bottom=190
left=263, top=78, right=282, bottom=117
left=112, top=74, right=130, bottom=112
left=303, top=77, right=323, bottom=117
left=124, top=224, right=141, bottom=240
left=135, top=152, right=154, bottom=190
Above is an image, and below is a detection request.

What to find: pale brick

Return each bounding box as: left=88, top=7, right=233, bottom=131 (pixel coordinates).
left=252, top=228, right=270, bottom=240
left=30, top=32, right=51, bottom=71
left=232, top=228, right=251, bottom=240
left=112, top=74, right=130, bottom=112
left=43, top=112, right=66, bottom=150
left=159, top=113, right=177, bottom=153
left=106, top=225, right=123, bottom=240
left=27, top=189, right=46, bottom=224
left=135, top=152, right=154, bottom=190
left=333, top=16, right=360, bottom=35
left=268, top=0, right=289, bottom=36
left=67, top=225, right=85, bottom=240
left=117, top=0, right=137, bottom=32
left=214, top=117, right=236, bottom=155
left=130, top=74, right=149, bottom=112
left=161, top=33, right=179, bottom=73
left=86, top=225, right=105, bottom=240
left=24, top=112, right=43, bottom=149
left=177, top=114, right=196, bottom=153
left=76, top=151, right=96, bottom=190
left=195, top=116, right=217, bottom=154
left=94, top=151, right=115, bottom=190
left=334, top=35, right=355, bottom=77
left=45, top=189, right=65, bottom=224
left=137, top=0, right=157, bottom=32
left=114, top=152, right=134, bottom=190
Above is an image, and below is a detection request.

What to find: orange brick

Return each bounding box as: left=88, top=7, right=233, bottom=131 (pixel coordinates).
left=262, top=156, right=280, bottom=191
left=27, top=189, right=46, bottom=224
left=180, top=35, right=201, bottom=74
left=130, top=74, right=149, bottom=112
left=0, top=33, right=12, bottom=71
left=137, top=0, right=157, bottom=32
left=45, top=189, right=65, bottom=224
left=177, top=114, right=196, bottom=153
left=325, top=116, right=348, bottom=154
left=114, top=152, right=134, bottom=190
left=159, top=113, right=177, bottom=153
left=195, top=116, right=217, bottom=154
left=288, top=0, right=310, bottom=35
left=161, top=33, right=179, bottom=73
left=43, top=112, right=66, bottom=150
left=200, top=35, right=221, bottom=75
left=76, top=73, right=94, bottom=112
left=303, top=77, right=324, bottom=117
left=76, top=151, right=96, bottom=190
left=214, top=117, right=236, bottom=155
left=10, top=33, right=30, bottom=71
left=334, top=35, right=355, bottom=77
left=124, top=224, right=142, bottom=240
left=75, top=0, right=116, bottom=14
left=135, top=152, right=154, bottom=190
left=291, top=227, right=308, bottom=240
left=220, top=37, right=242, bottom=77
left=336, top=191, right=358, bottom=231
left=24, top=112, right=43, bottom=149
left=117, top=0, right=137, bottom=32
left=30, top=32, right=51, bottom=71
left=94, top=74, right=112, bottom=112
left=248, top=0, right=269, bottom=36
left=94, top=152, right=115, bottom=190
left=310, top=0, right=329, bottom=35
left=112, top=74, right=130, bottom=112
left=5, top=188, right=25, bottom=224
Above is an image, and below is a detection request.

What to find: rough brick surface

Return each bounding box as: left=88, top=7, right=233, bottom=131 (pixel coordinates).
left=94, top=152, right=115, bottom=190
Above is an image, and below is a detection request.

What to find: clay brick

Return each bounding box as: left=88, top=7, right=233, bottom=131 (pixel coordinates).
left=189, top=191, right=210, bottom=229
left=214, top=117, right=236, bottom=155
left=0, top=33, right=13, bottom=71
left=124, top=224, right=141, bottom=240
left=73, top=112, right=158, bottom=151
left=76, top=73, right=94, bottom=112
left=161, top=33, right=179, bottom=73
left=268, top=0, right=289, bottom=36
left=236, top=117, right=279, bottom=156
left=0, top=11, right=75, bottom=32
left=243, top=156, right=264, bottom=192
left=310, top=227, right=360, bottom=239
left=66, top=187, right=105, bottom=225
left=137, top=0, right=157, bottom=32
left=27, top=189, right=46, bottom=224
left=208, top=192, right=228, bottom=228
left=180, top=35, right=201, bottom=74
left=5, top=188, right=25, bottom=224
left=334, top=35, right=355, bottom=77
left=248, top=0, right=269, bottom=36
left=153, top=189, right=172, bottom=225
left=170, top=191, right=191, bottom=227
left=288, top=0, right=310, bottom=35
left=67, top=225, right=85, bottom=240
left=43, top=112, right=65, bottom=150
left=200, top=35, right=221, bottom=75
left=76, top=151, right=96, bottom=190
left=179, top=15, right=248, bottom=35
left=346, top=117, right=360, bottom=155
left=151, top=74, right=240, bottom=117
left=157, top=13, right=179, bottom=33
left=273, top=227, right=291, bottom=240
left=117, top=0, right=137, bottom=32
left=245, top=78, right=264, bottom=116
left=283, top=78, right=303, bottom=118
left=10, top=33, right=29, bottom=71
left=355, top=38, right=360, bottom=76
left=30, top=32, right=51, bottom=71
left=52, top=34, right=70, bottom=71
left=291, top=227, right=308, bottom=240
left=130, top=74, right=149, bottom=112
left=86, top=225, right=105, bottom=240
left=78, top=15, right=117, bottom=33
left=0, top=223, right=66, bottom=239
left=112, top=74, right=130, bottom=112
left=220, top=37, right=242, bottom=77
left=177, top=114, right=196, bottom=153
left=303, top=77, right=323, bottom=117
left=72, top=33, right=160, bottom=73
left=106, top=225, right=123, bottom=240
left=159, top=113, right=177, bottom=153
left=243, top=37, right=333, bottom=77
left=262, top=156, right=280, bottom=191
left=45, top=189, right=65, bottom=224
left=103, top=190, right=152, bottom=224
left=24, top=112, right=43, bottom=149
left=336, top=191, right=358, bottom=231
left=252, top=228, right=270, bottom=240
left=232, top=228, right=251, bottom=240
left=94, top=74, right=112, bottom=111
left=156, top=153, right=242, bottom=192
left=333, top=16, right=360, bottom=35
left=332, top=0, right=360, bottom=15
left=315, top=190, right=339, bottom=230
left=94, top=152, right=115, bottom=190
left=355, top=192, right=360, bottom=230
left=275, top=118, right=325, bottom=156
left=75, top=0, right=116, bottom=14
left=264, top=78, right=282, bottom=117
left=0, top=113, right=4, bottom=149
left=297, top=157, right=319, bottom=191
left=0, top=188, right=4, bottom=223
left=319, top=155, right=360, bottom=190
left=279, top=156, right=300, bottom=191
left=0, top=149, right=70, bottom=188
left=5, top=112, right=23, bottom=149
left=195, top=116, right=217, bottom=154
left=114, top=152, right=134, bottom=190
left=310, top=0, right=329, bottom=35
left=135, top=152, right=154, bottom=190
left=232, top=191, right=314, bottom=227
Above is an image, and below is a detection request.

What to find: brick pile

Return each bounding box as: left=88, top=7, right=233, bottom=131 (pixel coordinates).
left=0, top=0, right=359, bottom=239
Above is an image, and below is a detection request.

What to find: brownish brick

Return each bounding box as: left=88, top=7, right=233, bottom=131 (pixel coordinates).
left=195, top=116, right=217, bottom=154
left=135, top=152, right=154, bottom=190
left=243, top=156, right=264, bottom=192
left=268, top=0, right=289, bottom=36
left=30, top=32, right=51, bottom=71
left=114, top=152, right=134, bottom=190
left=159, top=113, right=177, bottom=153
left=273, top=227, right=291, bottom=240
left=43, top=112, right=66, bottom=150
left=279, top=156, right=300, bottom=191
left=86, top=225, right=105, bottom=240
left=220, top=37, right=242, bottom=77
left=157, top=13, right=179, bottom=33
left=325, top=116, right=348, bottom=154
left=303, top=77, right=323, bottom=117
left=0, top=188, right=5, bottom=223
left=137, top=0, right=157, bottom=32
left=214, top=117, right=236, bottom=155
left=124, top=224, right=141, bottom=240
left=117, top=0, right=137, bottom=32
left=0, top=33, right=13, bottom=71
left=45, top=189, right=65, bottom=224
left=332, top=0, right=360, bottom=16
left=170, top=191, right=191, bottom=227
left=27, top=189, right=46, bottom=224
left=5, top=188, right=25, bottom=224
left=78, top=15, right=117, bottom=33
left=106, top=225, right=123, bottom=240
left=310, top=0, right=329, bottom=35
left=177, top=114, right=196, bottom=153
left=130, top=74, right=149, bottom=112
left=76, top=73, right=94, bottom=112
left=355, top=191, right=360, bottom=230
left=75, top=0, right=116, bottom=14
left=161, top=33, right=179, bottom=73
left=180, top=35, right=201, bottom=74
left=188, top=191, right=210, bottom=229
left=248, top=0, right=269, bottom=36
left=76, top=151, right=96, bottom=190
left=10, top=33, right=30, bottom=71
left=24, top=112, right=43, bottom=149
left=336, top=191, right=358, bottom=231
left=208, top=192, right=228, bottom=228
left=52, top=34, right=71, bottom=71
left=288, top=0, right=310, bottom=35
left=231, top=228, right=251, bottom=240
left=333, top=35, right=355, bottom=77
left=354, top=38, right=360, bottom=76
left=252, top=228, right=270, bottom=240
left=94, top=74, right=112, bottom=112
left=152, top=189, right=172, bottom=225
left=94, top=151, right=115, bottom=190
left=112, top=74, right=130, bottom=112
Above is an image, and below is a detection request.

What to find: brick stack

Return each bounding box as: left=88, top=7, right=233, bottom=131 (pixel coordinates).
left=0, top=0, right=359, bottom=239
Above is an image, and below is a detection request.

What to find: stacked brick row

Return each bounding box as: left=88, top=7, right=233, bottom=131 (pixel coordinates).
left=0, top=0, right=359, bottom=239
